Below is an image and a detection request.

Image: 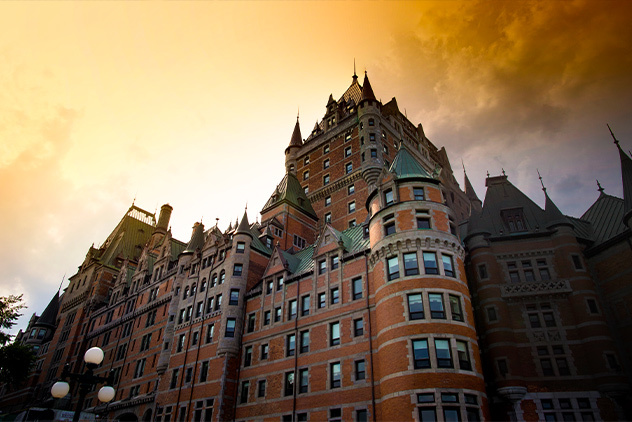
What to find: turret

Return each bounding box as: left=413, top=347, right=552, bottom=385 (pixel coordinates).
left=284, top=118, right=302, bottom=175
left=358, top=72, right=384, bottom=188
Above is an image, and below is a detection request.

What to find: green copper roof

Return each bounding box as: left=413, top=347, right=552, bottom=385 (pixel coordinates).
left=261, top=172, right=318, bottom=219
left=389, top=145, right=433, bottom=180
left=98, top=205, right=155, bottom=266
left=581, top=193, right=629, bottom=246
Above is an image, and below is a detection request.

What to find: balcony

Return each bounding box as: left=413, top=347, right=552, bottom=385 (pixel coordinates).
left=501, top=279, right=572, bottom=299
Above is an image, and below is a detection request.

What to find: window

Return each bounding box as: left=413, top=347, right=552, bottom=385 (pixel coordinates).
left=345, top=146, right=352, bottom=157
left=219, top=270, right=225, bottom=284
left=348, top=219, right=356, bottom=228
left=352, top=277, right=362, bottom=300
left=225, top=318, right=236, bottom=338
left=244, top=346, right=252, bottom=367
left=331, top=255, right=339, bottom=269
left=417, top=217, right=431, bottom=229
left=287, top=334, right=296, bottom=356
left=456, top=340, right=472, bottom=370
left=170, top=369, right=179, bottom=389
left=330, top=408, right=342, bottom=422
left=497, top=358, right=509, bottom=377
left=240, top=381, right=249, bottom=403
left=284, top=371, right=294, bottom=396
left=304, top=156, right=310, bottom=165
left=324, top=159, right=330, bottom=169
left=486, top=306, right=498, bottom=322
left=211, top=274, right=217, bottom=288
left=384, top=222, right=396, bottom=236
left=348, top=201, right=356, bottom=213
left=319, top=260, right=326, bottom=274
left=414, top=187, right=425, bottom=200
left=277, top=276, right=284, bottom=290
left=261, top=343, right=268, bottom=360
left=355, top=360, right=366, bottom=380
left=435, top=339, right=453, bottom=368
left=429, top=293, right=445, bottom=319
left=572, top=254, right=584, bottom=270
left=293, top=235, right=306, bottom=249
left=258, top=380, right=266, bottom=397
left=200, top=361, right=209, bottom=382
left=275, top=307, right=281, bottom=322
left=206, top=324, right=214, bottom=343
left=478, top=264, right=488, bottom=280
left=404, top=252, right=419, bottom=276
left=423, top=252, right=439, bottom=274
left=215, top=294, right=222, bottom=311
left=318, top=292, right=326, bottom=308
left=236, top=242, right=245, bottom=253
left=177, top=334, right=186, bottom=352
left=370, top=148, right=377, bottom=158
left=587, top=298, right=599, bottom=314
left=325, top=196, right=332, bottom=206
left=300, top=330, right=309, bottom=353
left=442, top=255, right=455, bottom=277
left=301, top=295, right=310, bottom=316
left=345, top=162, right=353, bottom=174
left=229, top=289, right=239, bottom=306
left=264, top=310, right=271, bottom=325
left=330, top=322, right=340, bottom=346
left=449, top=295, right=463, bottom=321
left=348, top=184, right=355, bottom=195
left=387, top=256, right=399, bottom=280
left=330, top=362, right=341, bottom=388
left=233, top=264, right=243, bottom=276
left=247, top=313, right=255, bottom=333
left=368, top=118, right=374, bottom=126
left=384, top=189, right=394, bottom=205
left=413, top=339, right=430, bottom=368
left=303, top=170, right=310, bottom=181
left=288, top=299, right=297, bottom=319
left=299, top=368, right=308, bottom=393
left=324, top=212, right=331, bottom=223
left=323, top=145, right=330, bottom=154
left=369, top=133, right=376, bottom=142
left=324, top=174, right=330, bottom=185
left=354, top=318, right=363, bottom=336
left=331, top=287, right=339, bottom=304
left=408, top=294, right=424, bottom=320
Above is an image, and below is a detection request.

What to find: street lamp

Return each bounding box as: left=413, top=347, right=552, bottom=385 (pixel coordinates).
left=51, top=347, right=116, bottom=422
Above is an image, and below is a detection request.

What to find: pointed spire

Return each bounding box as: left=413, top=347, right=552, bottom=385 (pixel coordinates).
left=182, top=222, right=205, bottom=255
left=609, top=125, right=632, bottom=225
left=288, top=117, right=303, bottom=148
left=353, top=58, right=357, bottom=80
left=463, top=162, right=482, bottom=209
left=597, top=179, right=605, bottom=195
left=236, top=209, right=253, bottom=238
left=539, top=170, right=573, bottom=229
left=360, top=71, right=376, bottom=102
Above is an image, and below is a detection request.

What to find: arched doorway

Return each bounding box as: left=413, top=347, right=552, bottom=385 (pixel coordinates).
left=142, top=409, right=152, bottom=422
left=117, top=412, right=139, bottom=422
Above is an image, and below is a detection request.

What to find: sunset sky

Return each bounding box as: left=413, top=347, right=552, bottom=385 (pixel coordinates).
left=1, top=1, right=631, bottom=334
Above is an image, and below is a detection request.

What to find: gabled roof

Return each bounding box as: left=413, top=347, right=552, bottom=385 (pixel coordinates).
left=261, top=172, right=318, bottom=220
left=581, top=192, right=629, bottom=246
left=389, top=144, right=433, bottom=180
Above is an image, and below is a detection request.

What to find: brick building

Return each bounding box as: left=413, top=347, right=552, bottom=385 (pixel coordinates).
left=2, top=71, right=632, bottom=421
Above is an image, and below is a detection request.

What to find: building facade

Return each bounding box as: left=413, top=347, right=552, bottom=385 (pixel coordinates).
left=2, top=72, right=632, bottom=421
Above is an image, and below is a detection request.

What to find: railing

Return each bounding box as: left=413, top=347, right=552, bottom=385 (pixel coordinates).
left=501, top=279, right=572, bottom=298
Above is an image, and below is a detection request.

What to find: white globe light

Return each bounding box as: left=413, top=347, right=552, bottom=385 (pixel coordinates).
left=84, top=347, right=105, bottom=365
left=98, top=386, right=115, bottom=403
left=51, top=381, right=70, bottom=398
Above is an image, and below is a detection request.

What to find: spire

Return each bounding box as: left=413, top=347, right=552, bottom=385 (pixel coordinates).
left=353, top=58, right=358, bottom=80
left=609, top=125, right=632, bottom=225
left=597, top=179, right=605, bottom=195
left=539, top=170, right=573, bottom=229
left=182, top=222, right=205, bottom=255
left=37, top=291, right=60, bottom=328
left=360, top=71, right=376, bottom=102
left=463, top=162, right=482, bottom=209
left=236, top=209, right=253, bottom=238
left=288, top=117, right=303, bottom=148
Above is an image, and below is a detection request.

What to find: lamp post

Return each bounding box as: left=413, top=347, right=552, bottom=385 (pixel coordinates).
left=51, top=347, right=116, bottom=422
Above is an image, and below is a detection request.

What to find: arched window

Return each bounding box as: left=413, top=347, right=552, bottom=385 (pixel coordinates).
left=191, top=283, right=197, bottom=296
left=220, top=270, right=226, bottom=285
left=200, top=279, right=207, bottom=292
left=211, top=274, right=217, bottom=288
left=183, top=286, right=189, bottom=299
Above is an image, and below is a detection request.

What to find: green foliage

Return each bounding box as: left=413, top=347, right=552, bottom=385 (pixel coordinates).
left=0, top=294, right=25, bottom=346
left=0, top=343, right=35, bottom=389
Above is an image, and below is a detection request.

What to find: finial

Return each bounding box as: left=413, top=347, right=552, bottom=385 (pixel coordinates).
left=297, top=107, right=299, bottom=121
left=461, top=159, right=466, bottom=174
left=596, top=179, right=605, bottom=194
left=245, top=202, right=248, bottom=211
left=502, top=168, right=506, bottom=176
left=58, top=273, right=66, bottom=293
left=607, top=124, right=620, bottom=146
left=201, top=216, right=203, bottom=224
left=353, top=58, right=357, bottom=79
left=486, top=170, right=490, bottom=178
left=537, top=169, right=546, bottom=192
left=215, top=218, right=219, bottom=228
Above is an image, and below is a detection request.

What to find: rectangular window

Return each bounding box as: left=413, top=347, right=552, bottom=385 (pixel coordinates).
left=408, top=294, right=424, bottom=320
left=236, top=242, right=245, bottom=253
left=324, top=174, right=330, bottom=185
left=289, top=299, right=297, bottom=319
left=277, top=276, right=284, bottom=290
left=331, top=255, right=339, bottom=269
left=266, top=280, right=273, bottom=294
left=414, top=187, right=425, bottom=200
left=206, top=324, right=214, bottom=343
left=330, top=322, right=340, bottom=346
left=229, top=289, right=239, bottom=306
left=319, top=260, right=326, bottom=274
left=478, top=264, right=488, bottom=279
left=385, top=189, right=394, bottom=206
left=325, top=212, right=331, bottom=223
left=303, top=170, right=309, bottom=180
left=429, top=293, right=445, bottom=319
left=225, top=318, right=236, bottom=338
left=354, top=318, right=364, bottom=336
left=247, top=313, right=255, bottom=333
left=318, top=292, right=326, bottom=309
left=324, top=158, right=330, bottom=169
left=275, top=307, right=281, bottom=322
left=442, top=255, right=455, bottom=277
left=287, top=334, right=296, bottom=357
left=435, top=339, right=453, bottom=368
left=300, top=330, right=309, bottom=353
left=330, top=362, right=341, bottom=388
left=449, top=295, right=463, bottom=321
left=456, top=340, right=472, bottom=370
left=348, top=184, right=355, bottom=195
left=233, top=264, right=243, bottom=276
left=264, top=310, right=271, bottom=325
left=215, top=294, right=222, bottom=311
left=387, top=256, right=400, bottom=281
left=572, top=254, right=584, bottom=270
left=170, top=369, right=179, bottom=389
left=258, top=379, right=266, bottom=397
left=299, top=368, right=308, bottom=393
left=423, top=252, right=439, bottom=275
left=325, top=196, right=332, bottom=206
left=355, top=360, right=366, bottom=380
left=345, top=162, right=353, bottom=174
left=330, top=287, right=339, bottom=305
left=417, top=217, right=431, bottom=229
left=200, top=361, right=208, bottom=382
left=244, top=346, right=252, bottom=367
left=240, top=381, right=249, bottom=403
left=348, top=201, right=356, bottom=213
left=345, top=146, right=352, bottom=157
left=404, top=252, right=419, bottom=276
left=261, top=343, right=268, bottom=360
left=413, top=339, right=430, bottom=368
left=352, top=277, right=363, bottom=300
left=177, top=334, right=186, bottom=352
left=284, top=371, right=294, bottom=396
left=301, top=295, right=310, bottom=316
left=384, top=222, right=396, bottom=236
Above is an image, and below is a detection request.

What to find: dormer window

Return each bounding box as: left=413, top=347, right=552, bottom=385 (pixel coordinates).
left=384, top=189, right=394, bottom=206
left=502, top=208, right=527, bottom=232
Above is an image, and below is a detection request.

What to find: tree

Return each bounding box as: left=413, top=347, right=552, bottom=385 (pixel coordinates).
left=0, top=295, right=35, bottom=389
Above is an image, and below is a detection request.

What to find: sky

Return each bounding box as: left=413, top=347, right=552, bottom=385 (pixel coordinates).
left=1, top=0, right=631, bottom=335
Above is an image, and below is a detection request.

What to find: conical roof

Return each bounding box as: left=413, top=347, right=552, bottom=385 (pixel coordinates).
left=464, top=169, right=481, bottom=205
left=543, top=190, right=573, bottom=229
left=182, top=222, right=205, bottom=255
left=261, top=172, right=318, bottom=219
left=617, top=143, right=632, bottom=224
left=236, top=210, right=253, bottom=238
left=389, top=144, right=433, bottom=180
left=288, top=119, right=302, bottom=148
left=36, top=291, right=60, bottom=328
left=360, top=72, right=376, bottom=102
